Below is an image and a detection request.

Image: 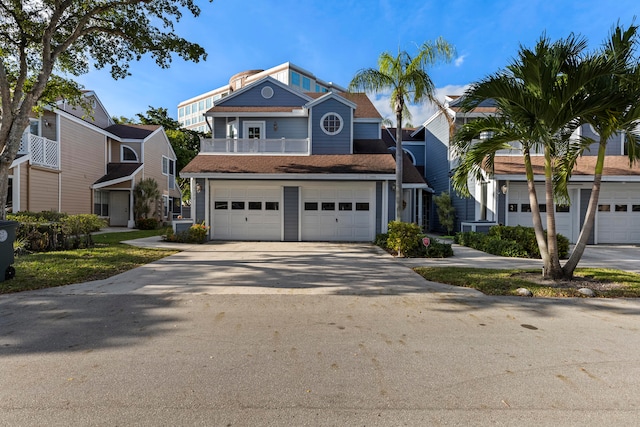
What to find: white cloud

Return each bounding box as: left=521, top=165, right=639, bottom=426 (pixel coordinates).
left=454, top=55, right=466, bottom=67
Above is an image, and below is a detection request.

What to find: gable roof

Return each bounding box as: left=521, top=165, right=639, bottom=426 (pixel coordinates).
left=104, top=124, right=160, bottom=139
left=92, top=162, right=144, bottom=188
left=306, top=92, right=382, bottom=119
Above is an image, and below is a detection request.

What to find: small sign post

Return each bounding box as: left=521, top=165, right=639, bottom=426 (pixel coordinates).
left=422, top=237, right=430, bottom=247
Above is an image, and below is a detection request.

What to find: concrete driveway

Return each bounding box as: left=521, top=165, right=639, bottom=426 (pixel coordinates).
left=2, top=241, right=640, bottom=425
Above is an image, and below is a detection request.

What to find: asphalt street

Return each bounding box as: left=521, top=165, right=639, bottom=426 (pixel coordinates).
left=1, top=242, right=639, bottom=426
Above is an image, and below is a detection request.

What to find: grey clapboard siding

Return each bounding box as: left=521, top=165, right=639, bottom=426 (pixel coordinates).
left=283, top=186, right=299, bottom=241
left=353, top=122, right=380, bottom=139
left=220, top=81, right=308, bottom=107
left=195, top=178, right=206, bottom=224
left=310, top=98, right=352, bottom=154
left=580, top=188, right=595, bottom=244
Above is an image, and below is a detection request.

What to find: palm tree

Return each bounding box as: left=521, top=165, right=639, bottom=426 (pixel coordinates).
left=134, top=178, right=161, bottom=220
left=349, top=39, right=456, bottom=221
left=560, top=23, right=640, bottom=277
left=452, top=33, right=619, bottom=280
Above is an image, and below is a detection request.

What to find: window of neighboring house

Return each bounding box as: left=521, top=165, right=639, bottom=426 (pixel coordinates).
left=291, top=71, right=300, bottom=87
left=94, top=190, right=109, bottom=216
left=163, top=195, right=169, bottom=219
left=185, top=105, right=191, bottom=115
left=163, top=156, right=175, bottom=189
left=185, top=118, right=191, bottom=126
left=198, top=100, right=204, bottom=111
left=302, top=76, right=311, bottom=91
left=320, top=112, right=343, bottom=135
left=29, top=119, right=40, bottom=136
left=205, top=98, right=212, bottom=109
left=121, top=145, right=138, bottom=162
left=6, top=177, right=13, bottom=212
left=178, top=107, right=185, bottom=118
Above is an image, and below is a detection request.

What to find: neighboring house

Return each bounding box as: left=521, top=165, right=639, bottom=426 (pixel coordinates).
left=8, top=91, right=182, bottom=227
left=180, top=76, right=430, bottom=242
left=177, top=62, right=347, bottom=133
left=417, top=96, right=640, bottom=244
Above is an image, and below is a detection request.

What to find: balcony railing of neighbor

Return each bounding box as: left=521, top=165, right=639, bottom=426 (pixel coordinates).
left=19, top=133, right=60, bottom=169
left=200, top=138, right=310, bottom=155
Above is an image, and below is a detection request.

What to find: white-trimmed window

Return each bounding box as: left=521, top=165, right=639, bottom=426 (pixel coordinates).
left=320, top=112, right=343, bottom=135
left=163, top=156, right=176, bottom=189
left=121, top=145, right=138, bottom=162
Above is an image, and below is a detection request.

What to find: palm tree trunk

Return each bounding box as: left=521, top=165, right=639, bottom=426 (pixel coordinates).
left=395, top=109, right=404, bottom=222
left=562, top=139, right=606, bottom=278
left=543, top=147, right=563, bottom=279
left=523, top=149, right=552, bottom=275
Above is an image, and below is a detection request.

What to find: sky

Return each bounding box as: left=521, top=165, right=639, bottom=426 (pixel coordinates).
left=76, top=0, right=640, bottom=126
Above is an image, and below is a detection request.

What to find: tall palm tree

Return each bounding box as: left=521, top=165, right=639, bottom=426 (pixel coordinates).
left=560, top=23, right=640, bottom=277
left=349, top=39, right=456, bottom=221
left=452, top=34, right=619, bottom=280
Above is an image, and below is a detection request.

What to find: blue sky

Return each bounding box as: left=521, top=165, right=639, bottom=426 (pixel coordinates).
left=77, top=0, right=639, bottom=126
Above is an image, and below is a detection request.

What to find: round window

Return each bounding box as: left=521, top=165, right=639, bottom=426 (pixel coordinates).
left=321, top=112, right=343, bottom=135
left=261, top=86, right=274, bottom=99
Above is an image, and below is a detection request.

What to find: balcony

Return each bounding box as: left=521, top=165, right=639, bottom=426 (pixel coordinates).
left=200, top=138, right=310, bottom=155
left=19, top=133, right=60, bottom=169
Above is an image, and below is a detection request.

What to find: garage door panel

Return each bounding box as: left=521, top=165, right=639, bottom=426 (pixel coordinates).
left=301, top=182, right=374, bottom=242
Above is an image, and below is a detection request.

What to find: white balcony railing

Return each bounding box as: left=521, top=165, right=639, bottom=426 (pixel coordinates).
left=200, top=138, right=310, bottom=155
left=19, top=133, right=60, bottom=169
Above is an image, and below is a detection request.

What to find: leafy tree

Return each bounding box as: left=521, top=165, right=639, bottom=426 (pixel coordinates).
left=559, top=23, right=640, bottom=277
left=0, top=0, right=208, bottom=220
left=349, top=39, right=456, bottom=221
left=452, top=32, right=623, bottom=280
left=137, top=106, right=182, bottom=130
left=434, top=192, right=456, bottom=235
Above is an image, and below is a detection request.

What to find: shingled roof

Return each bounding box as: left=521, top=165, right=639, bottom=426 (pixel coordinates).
left=492, top=155, right=640, bottom=177
left=105, top=124, right=160, bottom=139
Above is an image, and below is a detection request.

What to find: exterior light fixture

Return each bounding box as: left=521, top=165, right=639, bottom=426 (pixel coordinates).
left=501, top=184, right=508, bottom=195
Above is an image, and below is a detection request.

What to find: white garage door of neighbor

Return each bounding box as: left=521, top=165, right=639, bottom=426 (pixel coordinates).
left=301, top=183, right=375, bottom=242
left=596, top=185, right=640, bottom=244
left=506, top=183, right=573, bottom=241
left=212, top=186, right=281, bottom=240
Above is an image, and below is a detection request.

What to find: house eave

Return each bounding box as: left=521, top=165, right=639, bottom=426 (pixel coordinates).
left=180, top=172, right=396, bottom=181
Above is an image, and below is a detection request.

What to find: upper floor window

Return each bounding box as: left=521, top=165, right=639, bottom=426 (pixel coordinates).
left=291, top=71, right=300, bottom=87
left=178, top=107, right=185, bottom=118
left=121, top=145, right=138, bottom=162
left=185, top=105, right=191, bottom=115
left=320, top=112, right=343, bottom=136
left=205, top=98, right=212, bottom=109
left=302, top=77, right=311, bottom=91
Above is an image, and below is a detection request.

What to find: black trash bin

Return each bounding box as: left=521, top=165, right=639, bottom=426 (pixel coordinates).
left=0, top=220, right=18, bottom=282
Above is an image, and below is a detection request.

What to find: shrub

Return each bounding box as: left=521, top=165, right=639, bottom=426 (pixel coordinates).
left=8, top=212, right=107, bottom=252
left=136, top=217, right=159, bottom=230
left=162, top=223, right=209, bottom=243
left=434, top=192, right=456, bottom=235
left=387, top=221, right=422, bottom=257
left=457, top=225, right=569, bottom=259
left=375, top=228, right=453, bottom=258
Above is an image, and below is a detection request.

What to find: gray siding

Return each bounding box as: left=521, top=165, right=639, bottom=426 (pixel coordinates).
left=239, top=117, right=307, bottom=139
left=353, top=122, right=380, bottom=139
left=376, top=182, right=383, bottom=234
left=310, top=98, right=352, bottom=154
left=580, top=188, right=595, bottom=244
left=213, top=117, right=227, bottom=138
left=283, top=187, right=299, bottom=241
left=195, top=178, right=206, bottom=224
left=220, top=81, right=308, bottom=107
left=425, top=114, right=453, bottom=231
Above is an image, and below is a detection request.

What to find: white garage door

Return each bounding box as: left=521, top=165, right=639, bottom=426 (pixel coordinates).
left=506, top=183, right=573, bottom=241
left=211, top=185, right=281, bottom=240
left=301, top=182, right=375, bottom=242
left=596, top=184, right=640, bottom=244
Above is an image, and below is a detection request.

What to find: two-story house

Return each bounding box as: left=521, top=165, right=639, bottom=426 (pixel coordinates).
left=416, top=96, right=640, bottom=244
left=180, top=76, right=430, bottom=241
left=8, top=91, right=182, bottom=227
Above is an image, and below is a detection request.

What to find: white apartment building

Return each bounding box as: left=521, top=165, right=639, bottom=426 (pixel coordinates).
left=177, top=62, right=346, bottom=132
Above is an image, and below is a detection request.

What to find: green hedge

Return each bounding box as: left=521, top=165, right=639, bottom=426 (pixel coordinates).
left=162, top=223, right=209, bottom=243
left=8, top=211, right=106, bottom=253
left=455, top=225, right=569, bottom=259
left=375, top=221, right=453, bottom=258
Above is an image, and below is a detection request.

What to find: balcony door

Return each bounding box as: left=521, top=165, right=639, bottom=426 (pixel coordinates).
left=243, top=121, right=265, bottom=140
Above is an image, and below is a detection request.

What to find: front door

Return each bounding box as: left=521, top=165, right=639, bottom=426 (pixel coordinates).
left=109, top=191, right=129, bottom=226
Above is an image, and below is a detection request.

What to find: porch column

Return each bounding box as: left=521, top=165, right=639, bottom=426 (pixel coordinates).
left=127, top=189, right=135, bottom=228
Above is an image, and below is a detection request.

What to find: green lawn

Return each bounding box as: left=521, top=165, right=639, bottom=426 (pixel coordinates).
left=1, top=229, right=178, bottom=294
left=414, top=266, right=640, bottom=298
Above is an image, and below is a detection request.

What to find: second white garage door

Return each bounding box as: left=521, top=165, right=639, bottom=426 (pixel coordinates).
left=301, top=182, right=375, bottom=242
